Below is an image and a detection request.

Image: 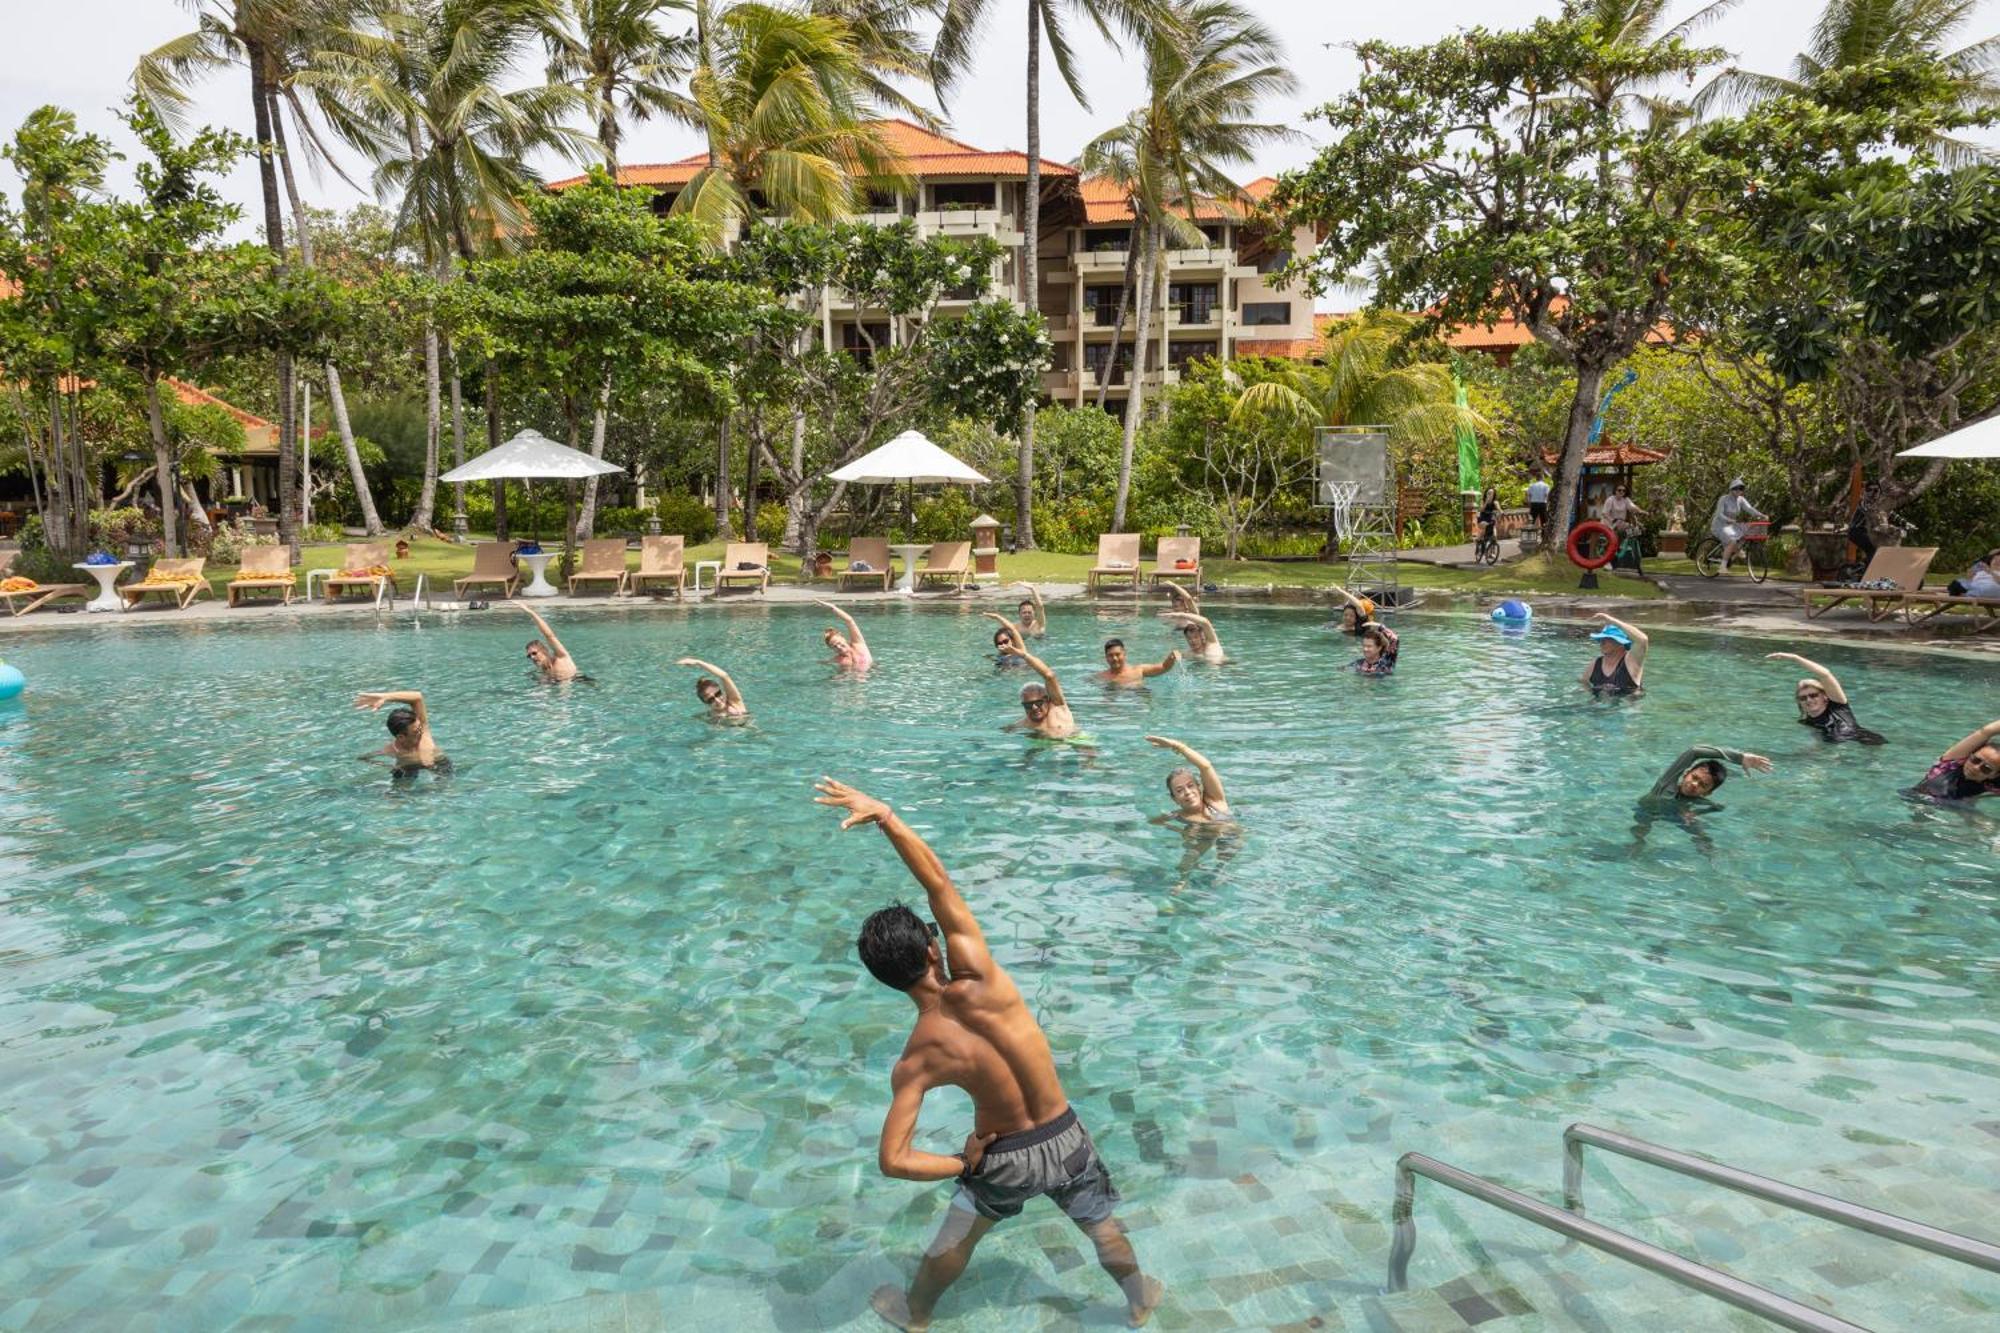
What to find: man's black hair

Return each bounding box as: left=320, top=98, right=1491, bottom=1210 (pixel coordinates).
left=858, top=904, right=932, bottom=991
left=385, top=707, right=418, bottom=738
left=1694, top=759, right=1727, bottom=791
left=1103, top=637, right=1125, bottom=652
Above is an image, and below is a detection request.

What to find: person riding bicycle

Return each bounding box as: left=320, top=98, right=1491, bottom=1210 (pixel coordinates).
left=1475, top=487, right=1500, bottom=557
left=1598, top=484, right=1647, bottom=571
left=1709, top=479, right=1766, bottom=573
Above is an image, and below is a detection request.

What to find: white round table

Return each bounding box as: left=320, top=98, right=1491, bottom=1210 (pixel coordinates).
left=516, top=551, right=559, bottom=598
left=889, top=542, right=931, bottom=593
left=74, top=561, right=134, bottom=613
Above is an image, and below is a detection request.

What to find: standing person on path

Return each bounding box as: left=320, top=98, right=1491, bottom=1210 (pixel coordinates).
left=814, top=780, right=1161, bottom=1332
left=1526, top=471, right=1551, bottom=537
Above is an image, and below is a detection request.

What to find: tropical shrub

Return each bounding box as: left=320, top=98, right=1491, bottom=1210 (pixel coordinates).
left=654, top=493, right=717, bottom=544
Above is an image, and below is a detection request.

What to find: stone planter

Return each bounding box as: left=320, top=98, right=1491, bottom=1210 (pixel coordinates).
left=1802, top=529, right=1850, bottom=582
left=1659, top=530, right=1687, bottom=555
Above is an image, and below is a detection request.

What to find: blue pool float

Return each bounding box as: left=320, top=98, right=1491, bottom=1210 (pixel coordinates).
left=0, top=660, right=23, bottom=701
left=1491, top=600, right=1533, bottom=624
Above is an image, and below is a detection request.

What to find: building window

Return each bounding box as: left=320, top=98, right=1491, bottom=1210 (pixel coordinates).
left=1083, top=228, right=1131, bottom=253
left=840, top=323, right=891, bottom=366
left=865, top=189, right=899, bottom=212
left=1168, top=341, right=1218, bottom=370
left=1083, top=285, right=1126, bottom=325
left=1241, top=301, right=1291, bottom=327
left=1168, top=282, right=1218, bottom=324
left=1083, top=343, right=1134, bottom=381
left=1255, top=249, right=1291, bottom=275
left=932, top=182, right=995, bottom=209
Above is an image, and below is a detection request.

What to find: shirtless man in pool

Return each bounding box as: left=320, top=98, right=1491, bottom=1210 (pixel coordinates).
left=982, top=616, right=1077, bottom=740
left=515, top=603, right=581, bottom=682
left=814, top=778, right=1160, bottom=1331
left=1097, top=637, right=1177, bottom=687
left=356, top=689, right=448, bottom=772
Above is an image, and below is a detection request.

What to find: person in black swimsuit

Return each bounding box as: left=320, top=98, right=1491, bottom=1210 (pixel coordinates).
left=1581, top=613, right=1648, bottom=695
left=1912, top=720, right=2000, bottom=803
left=1766, top=652, right=1884, bottom=745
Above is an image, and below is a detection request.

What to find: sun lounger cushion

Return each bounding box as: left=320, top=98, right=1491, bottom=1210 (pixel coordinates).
left=0, top=577, right=37, bottom=593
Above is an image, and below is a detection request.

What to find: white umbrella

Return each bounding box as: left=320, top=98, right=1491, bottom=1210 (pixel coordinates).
left=828, top=429, right=988, bottom=532
left=441, top=428, right=624, bottom=546
left=1896, top=415, right=2000, bottom=459
left=440, top=428, right=624, bottom=481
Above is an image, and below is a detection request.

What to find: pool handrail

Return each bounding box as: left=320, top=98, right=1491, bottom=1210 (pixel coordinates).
left=1563, top=1123, right=2000, bottom=1276
left=1388, top=1153, right=1868, bottom=1333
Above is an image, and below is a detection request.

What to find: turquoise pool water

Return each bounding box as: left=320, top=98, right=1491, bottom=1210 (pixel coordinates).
left=2, top=603, right=1998, bottom=1331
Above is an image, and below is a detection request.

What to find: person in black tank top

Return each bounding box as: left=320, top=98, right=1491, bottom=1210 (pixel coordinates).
left=1580, top=613, right=1648, bottom=695
left=1767, top=652, right=1885, bottom=744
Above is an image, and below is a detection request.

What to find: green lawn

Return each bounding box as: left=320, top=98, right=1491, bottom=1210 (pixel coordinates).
left=186, top=536, right=1665, bottom=601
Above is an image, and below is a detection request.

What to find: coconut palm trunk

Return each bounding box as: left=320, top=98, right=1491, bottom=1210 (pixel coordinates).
left=1111, top=219, right=1157, bottom=530
left=1016, top=1, right=1042, bottom=548
left=415, top=314, right=441, bottom=531
left=1095, top=237, right=1140, bottom=410
left=270, top=91, right=381, bottom=535
left=247, top=39, right=298, bottom=554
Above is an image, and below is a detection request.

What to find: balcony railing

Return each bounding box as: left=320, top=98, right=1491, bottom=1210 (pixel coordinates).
left=1160, top=246, right=1228, bottom=269
left=1074, top=249, right=1131, bottom=272
left=1168, top=306, right=1220, bottom=329
left=918, top=208, right=1005, bottom=232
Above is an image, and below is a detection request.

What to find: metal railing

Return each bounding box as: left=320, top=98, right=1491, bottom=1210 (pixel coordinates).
left=1388, top=1154, right=1868, bottom=1332
left=1563, top=1123, right=2000, bottom=1276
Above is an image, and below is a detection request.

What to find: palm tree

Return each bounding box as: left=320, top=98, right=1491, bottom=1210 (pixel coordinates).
left=1235, top=311, right=1487, bottom=451
left=935, top=0, right=1163, bottom=548
left=1078, top=0, right=1294, bottom=531
left=542, top=0, right=697, bottom=174
left=136, top=0, right=319, bottom=550
left=672, top=4, right=907, bottom=238
left=301, top=0, right=590, bottom=529
left=1698, top=0, right=2000, bottom=157
left=673, top=1, right=911, bottom=537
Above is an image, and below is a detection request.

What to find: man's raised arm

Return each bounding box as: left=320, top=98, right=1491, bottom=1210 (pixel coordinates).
left=815, top=779, right=992, bottom=978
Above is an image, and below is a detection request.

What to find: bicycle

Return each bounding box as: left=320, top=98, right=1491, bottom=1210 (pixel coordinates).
left=1692, top=521, right=1770, bottom=583
left=1473, top=525, right=1501, bottom=565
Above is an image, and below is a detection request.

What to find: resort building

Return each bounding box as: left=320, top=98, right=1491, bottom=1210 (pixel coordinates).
left=550, top=119, right=1322, bottom=411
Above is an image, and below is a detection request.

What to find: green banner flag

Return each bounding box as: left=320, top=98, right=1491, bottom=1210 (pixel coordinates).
left=1454, top=379, right=1481, bottom=494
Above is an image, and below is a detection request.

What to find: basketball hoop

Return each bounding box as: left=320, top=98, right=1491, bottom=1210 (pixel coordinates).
left=1326, top=480, right=1361, bottom=538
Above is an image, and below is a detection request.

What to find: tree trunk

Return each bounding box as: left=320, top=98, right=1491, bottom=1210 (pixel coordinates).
left=1015, top=1, right=1042, bottom=549
left=561, top=409, right=583, bottom=578
left=578, top=375, right=612, bottom=539
left=1548, top=362, right=1607, bottom=555
left=714, top=415, right=735, bottom=540
left=487, top=375, right=507, bottom=539
left=414, top=318, right=441, bottom=530
left=142, top=376, right=180, bottom=557
left=782, top=410, right=807, bottom=551
left=448, top=343, right=467, bottom=533
left=1096, top=236, right=1140, bottom=411
left=270, top=88, right=380, bottom=535
left=1112, top=223, right=1158, bottom=531
left=247, top=42, right=296, bottom=555
left=743, top=415, right=761, bottom=541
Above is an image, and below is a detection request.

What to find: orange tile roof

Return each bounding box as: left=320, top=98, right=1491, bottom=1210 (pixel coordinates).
left=549, top=118, right=1077, bottom=192
left=1078, top=176, right=1261, bottom=225
left=168, top=379, right=276, bottom=433
left=1539, top=442, right=1671, bottom=467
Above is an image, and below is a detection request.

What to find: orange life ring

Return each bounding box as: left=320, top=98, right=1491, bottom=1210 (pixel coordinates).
left=1567, top=521, right=1618, bottom=570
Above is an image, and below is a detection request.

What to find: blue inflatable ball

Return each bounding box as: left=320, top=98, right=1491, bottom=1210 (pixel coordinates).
left=0, top=662, right=23, bottom=701
left=1491, top=599, right=1532, bottom=623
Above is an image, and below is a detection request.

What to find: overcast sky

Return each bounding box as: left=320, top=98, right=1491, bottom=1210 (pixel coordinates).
left=5, top=1, right=1997, bottom=229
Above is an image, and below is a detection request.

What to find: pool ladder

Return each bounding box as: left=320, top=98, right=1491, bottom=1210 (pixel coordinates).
left=1387, top=1122, right=2000, bottom=1331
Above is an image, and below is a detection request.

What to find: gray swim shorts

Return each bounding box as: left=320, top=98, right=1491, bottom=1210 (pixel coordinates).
left=953, top=1106, right=1120, bottom=1225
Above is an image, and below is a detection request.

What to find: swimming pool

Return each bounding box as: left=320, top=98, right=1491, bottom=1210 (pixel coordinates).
left=2, top=603, right=1997, bottom=1330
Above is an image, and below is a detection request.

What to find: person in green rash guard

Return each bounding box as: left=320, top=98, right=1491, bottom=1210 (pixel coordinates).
left=1632, top=745, right=1773, bottom=849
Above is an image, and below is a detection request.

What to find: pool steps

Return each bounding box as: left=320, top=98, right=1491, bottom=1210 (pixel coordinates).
left=1389, top=1123, right=2000, bottom=1330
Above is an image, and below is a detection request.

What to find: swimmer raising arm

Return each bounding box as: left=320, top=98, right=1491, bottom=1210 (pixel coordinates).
left=1162, top=580, right=1198, bottom=612
left=1004, top=646, right=1078, bottom=739
left=1011, top=582, right=1048, bottom=638
left=1160, top=611, right=1226, bottom=664
left=1146, top=735, right=1231, bottom=821
left=355, top=689, right=445, bottom=769
left=1765, top=652, right=1847, bottom=704
left=676, top=657, right=747, bottom=717
left=980, top=610, right=1026, bottom=650
left=1648, top=745, right=1772, bottom=801
left=1099, top=638, right=1177, bottom=686
left=815, top=600, right=873, bottom=669
left=513, top=602, right=579, bottom=681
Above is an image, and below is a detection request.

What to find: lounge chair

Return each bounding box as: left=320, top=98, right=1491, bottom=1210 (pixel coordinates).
left=632, top=535, right=686, bottom=598
left=838, top=537, right=894, bottom=592
left=915, top=541, right=971, bottom=593
left=454, top=542, right=519, bottom=600
left=227, top=546, right=296, bottom=606
left=1087, top=533, right=1143, bottom=592
left=716, top=542, right=770, bottom=595
left=320, top=542, right=396, bottom=604
left=1150, top=536, right=1202, bottom=590
left=1801, top=546, right=1937, bottom=622
left=0, top=572, right=90, bottom=616
left=119, top=557, right=212, bottom=611
left=1897, top=587, right=2000, bottom=632
left=568, top=538, right=630, bottom=596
